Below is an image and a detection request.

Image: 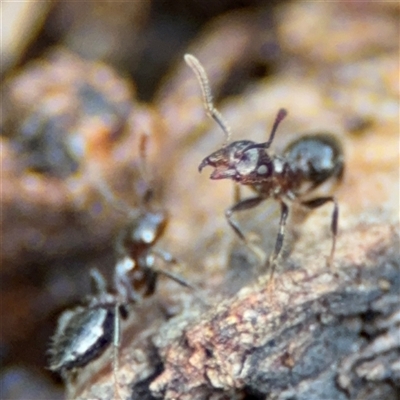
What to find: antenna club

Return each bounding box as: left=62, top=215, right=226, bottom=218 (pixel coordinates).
left=184, top=53, right=195, bottom=65
left=277, top=108, right=288, bottom=122
left=184, top=53, right=232, bottom=145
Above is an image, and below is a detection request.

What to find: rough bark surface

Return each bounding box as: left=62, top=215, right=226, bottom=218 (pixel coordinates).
left=71, top=224, right=399, bottom=400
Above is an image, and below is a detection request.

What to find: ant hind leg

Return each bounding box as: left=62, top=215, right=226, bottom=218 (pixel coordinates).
left=301, top=196, right=339, bottom=267
left=112, top=303, right=123, bottom=400
left=267, top=201, right=289, bottom=296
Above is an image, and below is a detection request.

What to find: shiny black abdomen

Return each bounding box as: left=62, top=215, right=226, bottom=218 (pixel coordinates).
left=284, top=133, right=344, bottom=190
left=49, top=306, right=115, bottom=372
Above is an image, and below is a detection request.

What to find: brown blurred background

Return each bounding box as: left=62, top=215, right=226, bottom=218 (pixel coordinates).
left=1, top=1, right=398, bottom=398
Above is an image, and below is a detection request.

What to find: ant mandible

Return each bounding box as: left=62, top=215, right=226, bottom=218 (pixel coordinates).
left=185, top=54, right=344, bottom=277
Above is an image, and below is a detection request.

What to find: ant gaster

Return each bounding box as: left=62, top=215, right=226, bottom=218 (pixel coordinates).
left=185, top=54, right=344, bottom=274
left=49, top=134, right=197, bottom=398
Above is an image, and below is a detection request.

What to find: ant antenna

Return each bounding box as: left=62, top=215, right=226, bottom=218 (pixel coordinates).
left=184, top=54, right=232, bottom=146
left=94, top=177, right=139, bottom=218
left=242, top=108, right=287, bottom=152
left=138, top=133, right=149, bottom=182
left=266, top=108, right=287, bottom=147
left=138, top=132, right=154, bottom=205
left=89, top=268, right=108, bottom=296
left=92, top=132, right=156, bottom=218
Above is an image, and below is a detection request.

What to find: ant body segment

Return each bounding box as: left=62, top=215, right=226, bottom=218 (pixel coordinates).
left=49, top=134, right=197, bottom=398
left=185, top=54, right=344, bottom=273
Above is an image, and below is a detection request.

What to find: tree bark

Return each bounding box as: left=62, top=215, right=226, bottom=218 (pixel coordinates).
left=71, top=223, right=399, bottom=400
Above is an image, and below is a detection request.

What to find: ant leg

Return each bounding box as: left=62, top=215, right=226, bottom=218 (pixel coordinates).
left=155, top=268, right=197, bottom=292
left=226, top=196, right=269, bottom=262
left=150, top=250, right=198, bottom=291
left=64, top=374, right=74, bottom=400
left=151, top=249, right=177, bottom=264
left=266, top=202, right=289, bottom=299
left=301, top=196, right=339, bottom=267
left=150, top=251, right=208, bottom=305
left=142, top=268, right=158, bottom=296
left=89, top=268, right=108, bottom=296
left=225, top=196, right=265, bottom=242
left=268, top=201, right=289, bottom=286
left=233, top=182, right=241, bottom=203
left=112, top=303, right=122, bottom=400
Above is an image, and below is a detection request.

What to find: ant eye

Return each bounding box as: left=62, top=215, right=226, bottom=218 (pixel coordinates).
left=257, top=164, right=269, bottom=175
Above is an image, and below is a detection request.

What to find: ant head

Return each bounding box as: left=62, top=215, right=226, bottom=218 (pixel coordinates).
left=199, top=109, right=287, bottom=183
left=186, top=54, right=288, bottom=185
left=199, top=140, right=254, bottom=173
left=200, top=140, right=275, bottom=184
left=125, top=210, right=167, bottom=248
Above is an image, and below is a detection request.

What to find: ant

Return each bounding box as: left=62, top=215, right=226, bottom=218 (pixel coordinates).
left=48, top=134, right=198, bottom=398
left=185, top=54, right=344, bottom=278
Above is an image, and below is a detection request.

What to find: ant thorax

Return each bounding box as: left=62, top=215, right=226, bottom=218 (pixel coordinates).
left=253, top=154, right=294, bottom=199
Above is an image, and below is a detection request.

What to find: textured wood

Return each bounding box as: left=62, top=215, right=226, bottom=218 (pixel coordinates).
left=72, top=224, right=399, bottom=399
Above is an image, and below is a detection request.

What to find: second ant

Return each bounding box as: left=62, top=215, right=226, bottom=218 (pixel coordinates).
left=49, top=133, right=199, bottom=399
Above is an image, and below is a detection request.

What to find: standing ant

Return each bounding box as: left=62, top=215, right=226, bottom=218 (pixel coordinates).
left=48, top=134, right=198, bottom=398
left=185, top=54, right=344, bottom=276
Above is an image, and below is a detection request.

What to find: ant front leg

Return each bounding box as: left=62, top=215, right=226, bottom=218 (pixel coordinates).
left=225, top=195, right=269, bottom=263
left=225, top=196, right=265, bottom=243
left=145, top=251, right=204, bottom=300
left=112, top=303, right=122, bottom=400
left=233, top=182, right=241, bottom=203
left=301, top=196, right=339, bottom=267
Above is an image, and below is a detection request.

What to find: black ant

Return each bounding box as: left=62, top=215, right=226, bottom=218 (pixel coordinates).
left=48, top=134, right=198, bottom=398
left=185, top=54, right=344, bottom=276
